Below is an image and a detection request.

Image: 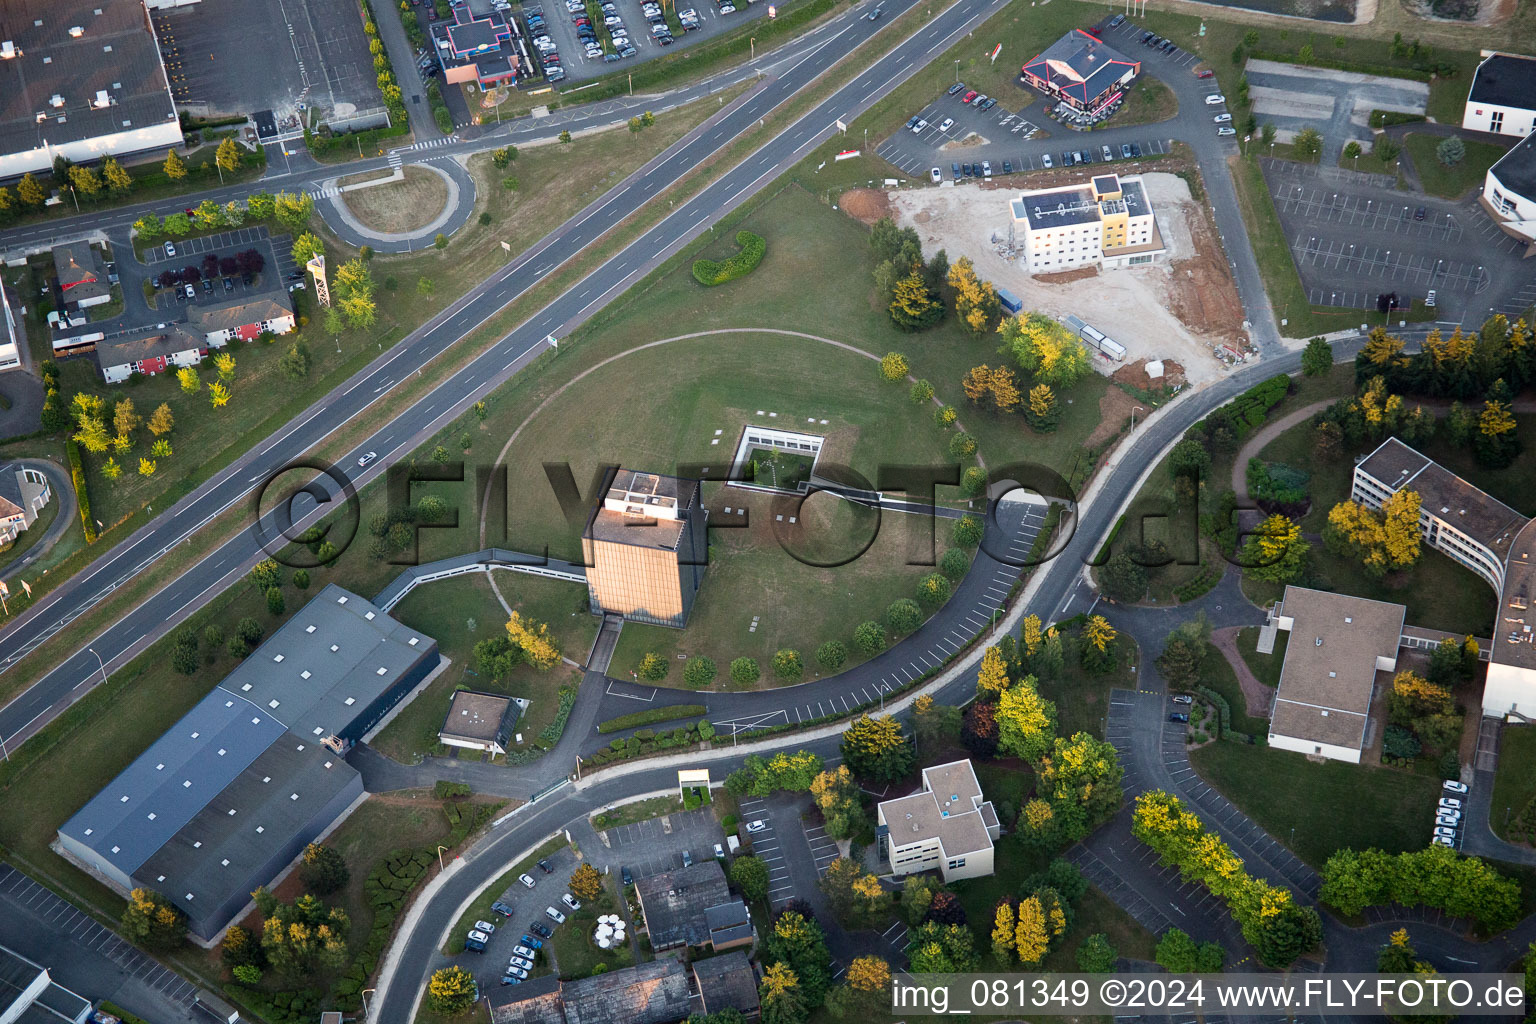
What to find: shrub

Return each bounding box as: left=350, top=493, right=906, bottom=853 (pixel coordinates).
left=692, top=230, right=766, bottom=285
left=66, top=439, right=96, bottom=542
left=816, top=640, right=847, bottom=671
left=683, top=657, right=716, bottom=686
left=729, top=657, right=760, bottom=684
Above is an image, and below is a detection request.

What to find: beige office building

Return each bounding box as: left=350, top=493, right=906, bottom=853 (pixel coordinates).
left=1008, top=173, right=1164, bottom=275
left=581, top=469, right=708, bottom=628
left=877, top=759, right=999, bottom=881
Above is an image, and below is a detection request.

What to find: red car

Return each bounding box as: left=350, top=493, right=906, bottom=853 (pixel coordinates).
left=1195, top=69, right=1214, bottom=79
left=962, top=90, right=977, bottom=104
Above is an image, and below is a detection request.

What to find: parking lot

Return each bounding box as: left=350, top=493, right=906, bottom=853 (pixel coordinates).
left=736, top=797, right=794, bottom=906
left=593, top=806, right=726, bottom=878
left=452, top=844, right=580, bottom=989
left=153, top=0, right=376, bottom=123
left=525, top=0, right=772, bottom=85
left=135, top=228, right=292, bottom=313
left=1264, top=160, right=1496, bottom=313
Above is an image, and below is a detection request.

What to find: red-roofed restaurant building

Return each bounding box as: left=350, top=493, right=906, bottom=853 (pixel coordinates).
left=1021, top=29, right=1140, bottom=114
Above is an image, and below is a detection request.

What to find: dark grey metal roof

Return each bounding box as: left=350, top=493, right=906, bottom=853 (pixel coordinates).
left=488, top=975, right=561, bottom=1024
left=0, top=945, right=46, bottom=1009
left=703, top=900, right=753, bottom=946
left=0, top=0, right=178, bottom=159
left=218, top=584, right=434, bottom=743
left=1468, top=53, right=1536, bottom=111
left=561, top=960, right=691, bottom=1024
left=1012, top=187, right=1102, bottom=230
left=692, top=951, right=759, bottom=1016
left=58, top=694, right=286, bottom=877
left=132, top=732, right=356, bottom=917
left=634, top=860, right=730, bottom=949
left=1490, top=130, right=1536, bottom=203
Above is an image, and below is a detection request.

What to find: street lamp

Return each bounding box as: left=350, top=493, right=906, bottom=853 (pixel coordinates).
left=436, top=844, right=449, bottom=871
left=87, top=647, right=109, bottom=688
left=361, top=989, right=376, bottom=1020
left=1130, top=405, right=1145, bottom=430
left=750, top=37, right=755, bottom=59
left=954, top=59, right=961, bottom=82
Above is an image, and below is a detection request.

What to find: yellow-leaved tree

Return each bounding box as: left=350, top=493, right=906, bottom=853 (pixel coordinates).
left=991, top=901, right=1016, bottom=964
left=506, top=611, right=560, bottom=669
left=846, top=955, right=890, bottom=993
left=1359, top=326, right=1406, bottom=369
left=1014, top=896, right=1049, bottom=965
left=976, top=645, right=1010, bottom=700
left=1379, top=489, right=1422, bottom=571
left=1022, top=613, right=1043, bottom=657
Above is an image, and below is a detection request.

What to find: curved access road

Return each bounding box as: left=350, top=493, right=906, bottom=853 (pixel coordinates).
left=0, top=0, right=1024, bottom=756
left=0, top=459, right=75, bottom=584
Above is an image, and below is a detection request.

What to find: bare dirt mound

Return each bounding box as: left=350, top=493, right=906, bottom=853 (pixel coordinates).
left=1165, top=203, right=1246, bottom=344
left=839, top=188, right=891, bottom=225
left=1112, top=358, right=1186, bottom=393
left=1035, top=266, right=1099, bottom=285
left=1086, top=386, right=1142, bottom=449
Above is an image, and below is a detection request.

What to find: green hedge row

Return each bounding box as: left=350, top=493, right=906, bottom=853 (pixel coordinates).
left=66, top=438, right=96, bottom=542
left=597, top=704, right=706, bottom=733
left=691, top=230, right=765, bottom=286
left=537, top=686, right=577, bottom=746
left=1173, top=563, right=1222, bottom=603
left=1247, top=48, right=1437, bottom=82
left=587, top=719, right=716, bottom=765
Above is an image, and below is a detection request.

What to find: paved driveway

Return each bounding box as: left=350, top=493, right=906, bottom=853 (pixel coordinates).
left=590, top=806, right=724, bottom=878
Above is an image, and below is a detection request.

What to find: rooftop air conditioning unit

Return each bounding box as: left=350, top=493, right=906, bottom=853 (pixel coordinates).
left=68, top=26, right=84, bottom=37
left=49, top=94, right=65, bottom=108
left=92, top=90, right=111, bottom=109
left=0, top=41, right=18, bottom=59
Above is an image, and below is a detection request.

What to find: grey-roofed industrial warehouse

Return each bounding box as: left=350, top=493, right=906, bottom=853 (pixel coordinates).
left=58, top=585, right=439, bottom=941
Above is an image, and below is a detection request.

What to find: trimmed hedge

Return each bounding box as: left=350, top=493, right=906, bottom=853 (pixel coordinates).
left=1173, top=563, right=1222, bottom=603
left=537, top=686, right=577, bottom=746
left=597, top=704, right=706, bottom=734
left=66, top=438, right=96, bottom=542
left=692, top=230, right=765, bottom=286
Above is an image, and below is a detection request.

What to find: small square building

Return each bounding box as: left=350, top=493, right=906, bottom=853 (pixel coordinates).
left=0, top=944, right=91, bottom=1024
left=438, top=690, right=520, bottom=755
left=581, top=468, right=707, bottom=628
left=1268, top=586, right=1405, bottom=763
left=692, top=951, right=760, bottom=1021
left=877, top=759, right=1000, bottom=881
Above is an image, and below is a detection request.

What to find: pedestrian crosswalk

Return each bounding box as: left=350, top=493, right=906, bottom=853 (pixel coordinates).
left=307, top=186, right=340, bottom=200
left=412, top=135, right=458, bottom=150
left=388, top=151, right=404, bottom=168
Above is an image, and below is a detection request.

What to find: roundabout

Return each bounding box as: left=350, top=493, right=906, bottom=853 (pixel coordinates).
left=319, top=157, right=477, bottom=253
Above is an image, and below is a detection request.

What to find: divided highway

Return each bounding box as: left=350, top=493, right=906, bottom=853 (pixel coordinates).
left=0, top=0, right=1013, bottom=753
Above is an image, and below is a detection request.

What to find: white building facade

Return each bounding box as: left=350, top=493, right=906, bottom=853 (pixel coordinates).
left=1462, top=52, right=1536, bottom=137
left=877, top=760, right=1000, bottom=882
left=1008, top=173, right=1163, bottom=276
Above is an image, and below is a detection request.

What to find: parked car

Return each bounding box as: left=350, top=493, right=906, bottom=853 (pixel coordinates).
left=1431, top=835, right=1455, bottom=848
left=1171, top=694, right=1193, bottom=705
left=474, top=920, right=497, bottom=934
left=1436, top=812, right=1461, bottom=827
left=1414, top=206, right=1427, bottom=221
left=1195, top=68, right=1214, bottom=78
left=465, top=930, right=490, bottom=952
left=1213, top=113, right=1232, bottom=123
left=529, top=922, right=553, bottom=938
left=745, top=820, right=767, bottom=833
left=165, top=241, right=177, bottom=258
left=508, top=956, right=534, bottom=971
left=1216, top=127, right=1236, bottom=136
left=1001, top=160, right=1012, bottom=174
left=1433, top=826, right=1458, bottom=839
left=979, top=96, right=997, bottom=110
left=961, top=162, right=972, bottom=177
left=499, top=975, right=522, bottom=986
left=519, top=873, right=536, bottom=888
left=1168, top=712, right=1190, bottom=723
left=1102, top=145, right=1114, bottom=161
left=947, top=81, right=966, bottom=96
left=503, top=965, right=528, bottom=981
left=681, top=850, right=693, bottom=868
left=1108, top=13, right=1124, bottom=26
left=545, top=907, right=566, bottom=924
left=930, top=167, right=942, bottom=183
left=1130, top=142, right=1142, bottom=157
left=1121, top=143, right=1133, bottom=158
left=1079, top=149, right=1093, bottom=164
left=538, top=859, right=554, bottom=873
left=1439, top=797, right=1462, bottom=810
left=981, top=160, right=992, bottom=177
left=491, top=901, right=516, bottom=917
left=937, top=117, right=954, bottom=132
left=1205, top=93, right=1225, bottom=105
left=972, top=94, right=988, bottom=108
left=183, top=283, right=196, bottom=298
left=223, top=277, right=234, bottom=293
left=1140, top=30, right=1154, bottom=41
left=951, top=161, right=961, bottom=178
left=1426, top=289, right=1437, bottom=308
left=1042, top=153, right=1053, bottom=168
left=561, top=893, right=582, bottom=911
left=620, top=866, right=633, bottom=886
left=962, top=90, right=977, bottom=103
left=518, top=935, right=544, bottom=949
left=714, top=842, right=725, bottom=859
left=911, top=118, right=928, bottom=134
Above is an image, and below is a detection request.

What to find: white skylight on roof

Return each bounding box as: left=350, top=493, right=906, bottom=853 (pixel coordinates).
left=148, top=812, right=156, bottom=820
left=312, top=727, right=323, bottom=736
left=306, top=625, right=316, bottom=633
left=344, top=697, right=355, bottom=706
left=157, top=875, right=165, bottom=882
left=227, top=808, right=236, bottom=816
left=330, top=645, right=339, bottom=652
left=84, top=828, right=93, bottom=836
left=242, top=683, right=252, bottom=691
left=338, top=596, right=348, bottom=604
left=269, top=700, right=281, bottom=709
left=252, top=718, right=261, bottom=725
left=290, top=793, right=299, bottom=801
left=263, top=776, right=271, bottom=783
left=256, top=826, right=265, bottom=834
left=111, top=845, right=120, bottom=853
left=190, top=731, right=200, bottom=739
left=297, top=744, right=305, bottom=751
left=324, top=761, right=333, bottom=769
left=225, top=701, right=234, bottom=707
left=365, top=611, right=375, bottom=620
left=301, top=670, right=311, bottom=680
left=218, top=748, right=227, bottom=756
left=119, top=795, right=129, bottom=803
left=222, top=859, right=229, bottom=866
left=193, top=841, right=201, bottom=848
left=376, top=667, right=387, bottom=676
left=273, top=654, right=285, bottom=663
left=156, top=763, right=165, bottom=770
left=409, top=637, right=420, bottom=646
left=186, top=893, right=193, bottom=900
left=183, top=781, right=192, bottom=788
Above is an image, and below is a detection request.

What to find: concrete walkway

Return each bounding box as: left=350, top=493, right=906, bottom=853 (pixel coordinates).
left=1229, top=399, right=1334, bottom=500
left=1210, top=625, right=1276, bottom=718
left=319, top=158, right=476, bottom=252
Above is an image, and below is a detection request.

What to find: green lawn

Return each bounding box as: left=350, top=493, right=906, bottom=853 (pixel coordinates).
left=1403, top=133, right=1509, bottom=199
left=591, top=794, right=690, bottom=830
left=1490, top=726, right=1536, bottom=843
left=550, top=873, right=632, bottom=979
left=747, top=447, right=814, bottom=491
left=325, top=795, right=456, bottom=957
left=443, top=835, right=569, bottom=955
left=1198, top=641, right=1271, bottom=736
left=1114, top=75, right=1179, bottom=129
left=1037, top=631, right=1140, bottom=742
left=1042, top=883, right=1159, bottom=970
left=1235, top=625, right=1287, bottom=690
left=1190, top=741, right=1441, bottom=868
left=373, top=573, right=593, bottom=763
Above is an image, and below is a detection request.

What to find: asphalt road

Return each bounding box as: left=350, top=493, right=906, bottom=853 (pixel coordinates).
left=0, top=0, right=1017, bottom=758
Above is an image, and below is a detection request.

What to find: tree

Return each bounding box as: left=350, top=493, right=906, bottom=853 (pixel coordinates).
left=1301, top=336, right=1333, bottom=375
left=840, top=714, right=912, bottom=781
left=1388, top=669, right=1453, bottom=724
left=948, top=432, right=977, bottom=459
left=844, top=955, right=889, bottom=996
left=991, top=900, right=1016, bottom=964
left=1077, top=933, right=1117, bottom=972
left=113, top=398, right=141, bottom=439
left=569, top=863, right=602, bottom=900
left=948, top=256, right=1000, bottom=335
left=853, top=621, right=886, bottom=656
left=1476, top=378, right=1520, bottom=467
left=301, top=843, right=350, bottom=894
left=1037, top=732, right=1124, bottom=841
left=976, top=645, right=1010, bottom=700
left=907, top=921, right=979, bottom=973
left=719, top=849, right=766, bottom=898
left=961, top=701, right=999, bottom=758
left=1100, top=551, right=1147, bottom=602
left=208, top=382, right=231, bottom=408
left=163, top=149, right=187, bottom=180
left=819, top=858, right=890, bottom=926
left=1293, top=126, right=1323, bottom=159
left=214, top=352, right=236, bottom=382
left=417, top=276, right=435, bottom=298
left=177, top=367, right=200, bottom=394
left=1436, top=135, right=1465, bottom=166
left=292, top=232, right=324, bottom=266
left=1252, top=903, right=1322, bottom=969
left=172, top=628, right=199, bottom=675
left=279, top=342, right=312, bottom=380
left=1156, top=621, right=1207, bottom=691
left=908, top=378, right=934, bottom=405
left=122, top=888, right=186, bottom=951
left=996, top=676, right=1057, bottom=762
left=900, top=875, right=942, bottom=926
left=1240, top=513, right=1308, bottom=583
left=216, top=137, right=242, bottom=173
left=266, top=587, right=285, bottom=616
left=759, top=963, right=806, bottom=1024
left=67, top=164, right=101, bottom=196
left=811, top=765, right=865, bottom=839
left=953, top=514, right=983, bottom=548
left=1000, top=313, right=1090, bottom=388
left=1013, top=896, right=1049, bottom=965
left=256, top=890, right=350, bottom=978
left=815, top=640, right=846, bottom=672
left=880, top=351, right=909, bottom=382
left=138, top=457, right=157, bottom=477
left=636, top=652, right=669, bottom=681
left=730, top=657, right=760, bottom=684
left=1080, top=615, right=1117, bottom=673
left=917, top=572, right=951, bottom=609
left=1025, top=383, right=1057, bottom=431
left=1342, top=140, right=1363, bottom=161
left=506, top=612, right=560, bottom=668
left=1168, top=438, right=1212, bottom=488
left=427, top=966, right=477, bottom=1014
left=103, top=157, right=133, bottom=194
left=684, top=656, right=716, bottom=686
left=17, top=173, right=46, bottom=207
left=1313, top=420, right=1343, bottom=462
left=768, top=648, right=803, bottom=681
left=765, top=911, right=831, bottom=1008
left=889, top=273, right=943, bottom=331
